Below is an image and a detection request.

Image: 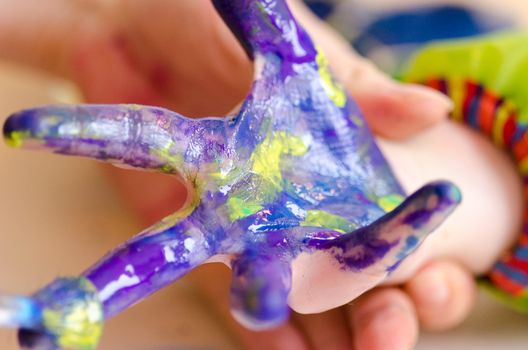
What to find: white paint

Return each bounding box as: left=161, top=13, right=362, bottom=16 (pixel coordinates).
left=184, top=238, right=196, bottom=252
left=163, top=246, right=176, bottom=263
left=248, top=223, right=266, bottom=232
left=99, top=266, right=141, bottom=302
left=219, top=185, right=232, bottom=194
left=0, top=309, right=13, bottom=327
left=283, top=20, right=307, bottom=57
left=286, top=201, right=306, bottom=218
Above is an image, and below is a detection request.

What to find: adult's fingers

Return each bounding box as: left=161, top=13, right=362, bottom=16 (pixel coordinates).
left=289, top=0, right=453, bottom=140
left=342, top=65, right=454, bottom=139
left=292, top=308, right=353, bottom=350
left=0, top=0, right=249, bottom=115
left=190, top=263, right=309, bottom=350
left=0, top=0, right=79, bottom=76
left=115, top=0, right=252, bottom=116
left=404, top=260, right=477, bottom=331
left=348, top=288, right=419, bottom=350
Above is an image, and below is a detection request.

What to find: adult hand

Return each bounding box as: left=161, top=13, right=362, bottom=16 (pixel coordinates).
left=0, top=1, right=475, bottom=349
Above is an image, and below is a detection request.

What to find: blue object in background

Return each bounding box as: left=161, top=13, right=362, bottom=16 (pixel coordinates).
left=303, top=1, right=513, bottom=73
left=304, top=0, right=335, bottom=19
left=353, top=5, right=511, bottom=56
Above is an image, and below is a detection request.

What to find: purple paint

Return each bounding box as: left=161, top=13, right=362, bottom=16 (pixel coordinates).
left=1, top=1, right=461, bottom=349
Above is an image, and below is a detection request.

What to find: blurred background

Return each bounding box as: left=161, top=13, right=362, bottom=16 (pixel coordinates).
left=1, top=0, right=528, bottom=349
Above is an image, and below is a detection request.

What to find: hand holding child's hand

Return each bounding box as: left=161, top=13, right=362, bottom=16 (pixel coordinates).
left=0, top=0, right=479, bottom=349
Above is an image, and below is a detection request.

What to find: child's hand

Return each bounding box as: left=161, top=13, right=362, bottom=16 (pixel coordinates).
left=0, top=0, right=475, bottom=349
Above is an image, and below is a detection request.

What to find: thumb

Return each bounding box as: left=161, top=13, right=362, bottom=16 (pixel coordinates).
left=344, top=58, right=454, bottom=139
left=289, top=0, right=453, bottom=139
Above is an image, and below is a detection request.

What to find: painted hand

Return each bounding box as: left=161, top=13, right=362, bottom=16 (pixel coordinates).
left=0, top=1, right=472, bottom=350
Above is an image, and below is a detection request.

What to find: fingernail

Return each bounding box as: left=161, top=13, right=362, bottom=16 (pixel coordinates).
left=400, top=83, right=454, bottom=114
left=411, top=266, right=450, bottom=306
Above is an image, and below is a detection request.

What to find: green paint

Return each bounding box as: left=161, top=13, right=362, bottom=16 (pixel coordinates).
left=349, top=114, right=364, bottom=127
left=227, top=197, right=264, bottom=221
left=301, top=210, right=355, bottom=233
left=377, top=194, right=405, bottom=212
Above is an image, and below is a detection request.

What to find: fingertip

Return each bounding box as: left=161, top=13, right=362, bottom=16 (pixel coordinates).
left=405, top=260, right=476, bottom=331
left=3, top=109, right=38, bottom=148
left=398, top=83, right=453, bottom=131
left=230, top=255, right=291, bottom=331
left=399, top=82, right=454, bottom=111
left=349, top=288, right=418, bottom=350
left=353, top=79, right=452, bottom=140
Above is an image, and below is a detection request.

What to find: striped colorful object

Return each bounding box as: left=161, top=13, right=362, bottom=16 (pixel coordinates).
left=404, top=32, right=528, bottom=311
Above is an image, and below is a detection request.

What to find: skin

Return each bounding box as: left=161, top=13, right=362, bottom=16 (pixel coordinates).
left=1, top=0, right=518, bottom=349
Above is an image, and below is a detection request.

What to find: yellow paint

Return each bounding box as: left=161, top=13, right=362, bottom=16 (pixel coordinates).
left=125, top=104, right=143, bottom=111
left=42, top=279, right=103, bottom=350
left=209, top=166, right=244, bottom=188
left=149, top=180, right=203, bottom=234
left=316, top=49, right=346, bottom=108
left=150, top=140, right=184, bottom=173
left=221, top=131, right=308, bottom=222
left=46, top=115, right=61, bottom=124
left=448, top=77, right=465, bottom=122
left=377, top=194, right=405, bottom=212
left=5, top=130, right=30, bottom=148
left=493, top=100, right=515, bottom=148
left=251, top=131, right=308, bottom=189
left=153, top=203, right=198, bottom=232
left=301, top=210, right=354, bottom=233
left=226, top=197, right=264, bottom=221
left=349, top=114, right=364, bottom=127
